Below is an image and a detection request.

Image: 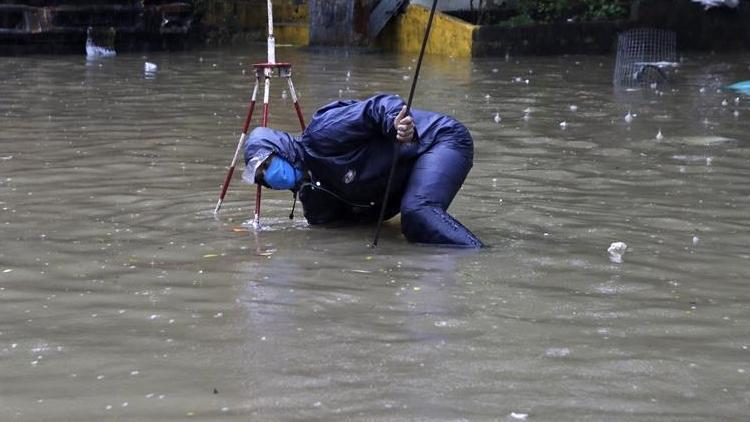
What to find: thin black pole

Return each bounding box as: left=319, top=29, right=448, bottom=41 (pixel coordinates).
left=371, top=0, right=439, bottom=247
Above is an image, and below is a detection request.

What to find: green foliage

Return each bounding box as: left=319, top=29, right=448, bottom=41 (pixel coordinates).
left=581, top=0, right=629, bottom=21
left=512, top=0, right=629, bottom=24
left=502, top=13, right=535, bottom=27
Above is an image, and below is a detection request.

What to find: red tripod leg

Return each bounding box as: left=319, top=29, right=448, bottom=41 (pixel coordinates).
left=214, top=76, right=261, bottom=214
left=287, top=76, right=306, bottom=130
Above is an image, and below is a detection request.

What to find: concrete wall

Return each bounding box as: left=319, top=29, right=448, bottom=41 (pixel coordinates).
left=308, top=0, right=377, bottom=46
left=200, top=0, right=750, bottom=56
left=473, top=21, right=626, bottom=56
left=376, top=3, right=475, bottom=57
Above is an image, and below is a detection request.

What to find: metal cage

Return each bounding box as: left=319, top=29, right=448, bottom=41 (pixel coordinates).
left=614, top=28, right=677, bottom=88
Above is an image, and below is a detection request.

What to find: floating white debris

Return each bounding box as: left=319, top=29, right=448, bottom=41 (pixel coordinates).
left=734, top=97, right=740, bottom=105
left=699, top=87, right=706, bottom=93
left=693, top=0, right=739, bottom=10
left=607, top=241, right=628, bottom=263
left=656, top=129, right=663, bottom=140
left=569, top=104, right=578, bottom=112
left=559, top=121, right=568, bottom=129
left=144, top=62, right=158, bottom=72
left=511, top=412, right=529, bottom=420
left=721, top=98, right=728, bottom=107
left=624, top=111, right=634, bottom=123
left=733, top=110, right=740, bottom=118
left=493, top=112, right=501, bottom=123
left=545, top=347, right=570, bottom=357
left=281, top=90, right=287, bottom=100
left=692, top=235, right=700, bottom=246
left=492, top=68, right=499, bottom=73
left=485, top=94, right=491, bottom=100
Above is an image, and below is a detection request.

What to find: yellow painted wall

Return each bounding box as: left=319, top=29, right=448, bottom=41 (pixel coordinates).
left=376, top=4, right=476, bottom=58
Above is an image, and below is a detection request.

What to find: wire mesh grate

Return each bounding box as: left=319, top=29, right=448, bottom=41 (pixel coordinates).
left=614, top=28, right=677, bottom=88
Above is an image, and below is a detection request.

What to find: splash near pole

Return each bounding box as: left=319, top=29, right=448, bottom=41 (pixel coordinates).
left=213, top=0, right=306, bottom=225
left=253, top=0, right=306, bottom=227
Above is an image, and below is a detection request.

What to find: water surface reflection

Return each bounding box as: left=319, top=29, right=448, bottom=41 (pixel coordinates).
left=1, top=47, right=749, bottom=420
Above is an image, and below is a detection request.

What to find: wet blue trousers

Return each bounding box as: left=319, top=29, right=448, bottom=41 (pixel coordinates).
left=400, top=140, right=484, bottom=248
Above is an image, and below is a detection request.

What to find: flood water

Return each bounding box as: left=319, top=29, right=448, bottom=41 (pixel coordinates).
left=1, top=46, right=749, bottom=421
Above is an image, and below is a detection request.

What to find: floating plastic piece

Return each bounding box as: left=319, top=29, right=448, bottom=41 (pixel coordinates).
left=727, top=81, right=750, bottom=94
left=607, top=241, right=628, bottom=263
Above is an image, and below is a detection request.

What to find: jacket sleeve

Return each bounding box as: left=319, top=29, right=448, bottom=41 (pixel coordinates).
left=363, top=94, right=406, bottom=140
left=302, top=94, right=409, bottom=148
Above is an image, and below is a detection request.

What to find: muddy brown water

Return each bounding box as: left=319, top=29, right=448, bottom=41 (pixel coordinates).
left=1, top=47, right=749, bottom=421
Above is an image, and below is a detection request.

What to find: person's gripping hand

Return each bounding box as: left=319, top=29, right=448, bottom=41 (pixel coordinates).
left=394, top=105, right=415, bottom=143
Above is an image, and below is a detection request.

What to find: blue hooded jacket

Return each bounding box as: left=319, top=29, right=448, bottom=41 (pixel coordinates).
left=244, top=94, right=474, bottom=228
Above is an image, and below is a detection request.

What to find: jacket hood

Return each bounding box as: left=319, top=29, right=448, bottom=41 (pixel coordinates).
left=243, top=127, right=305, bottom=170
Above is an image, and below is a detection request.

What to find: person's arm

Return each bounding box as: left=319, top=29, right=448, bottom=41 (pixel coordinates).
left=302, top=94, right=417, bottom=147
left=361, top=94, right=416, bottom=142
left=393, top=106, right=415, bottom=143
